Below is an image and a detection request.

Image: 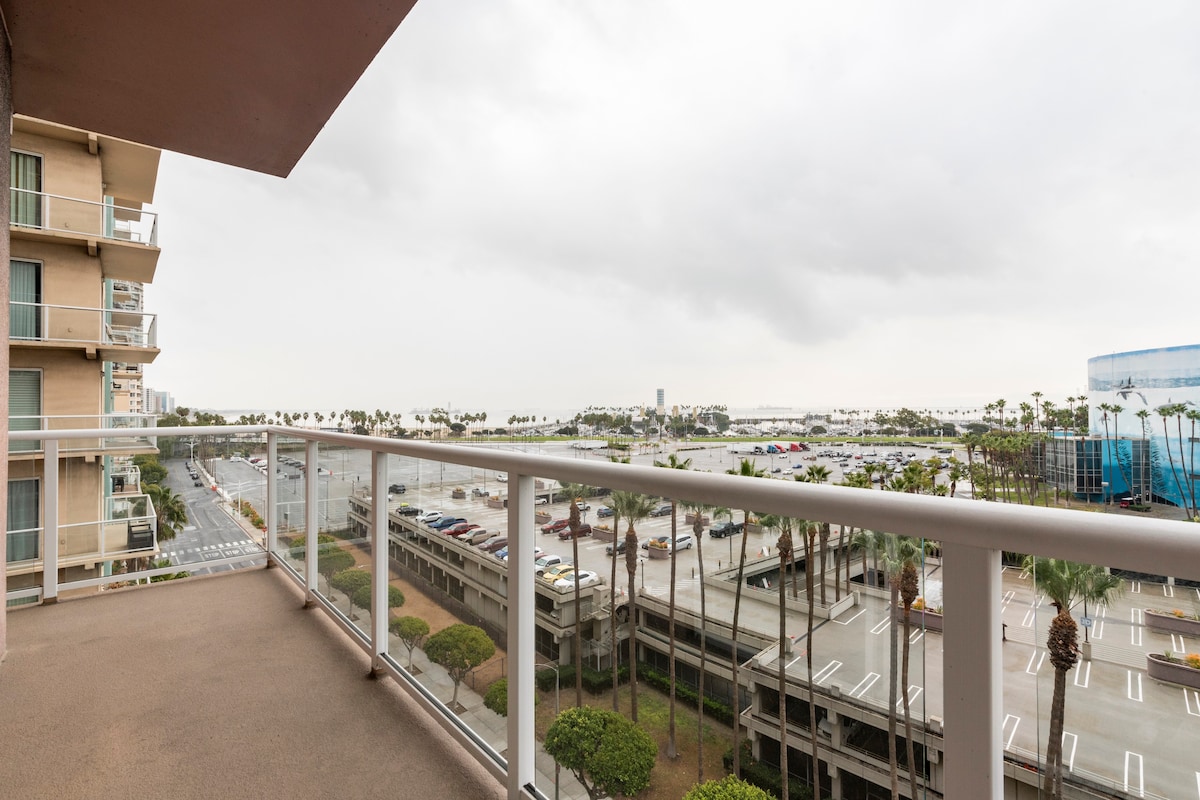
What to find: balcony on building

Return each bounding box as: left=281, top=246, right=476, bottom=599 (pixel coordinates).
left=6, top=424, right=1200, bottom=800
left=7, top=413, right=158, bottom=460
left=8, top=299, right=159, bottom=363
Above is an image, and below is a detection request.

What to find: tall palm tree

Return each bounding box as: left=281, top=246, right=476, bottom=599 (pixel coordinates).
left=776, top=522, right=793, bottom=800
left=1157, top=404, right=1189, bottom=517
left=803, top=519, right=822, bottom=799
left=611, top=490, right=655, bottom=721
left=652, top=452, right=693, bottom=759
left=560, top=481, right=589, bottom=706
left=1022, top=557, right=1124, bottom=799
left=724, top=457, right=766, bottom=776
left=805, top=465, right=832, bottom=604
left=888, top=536, right=929, bottom=800
left=683, top=501, right=716, bottom=783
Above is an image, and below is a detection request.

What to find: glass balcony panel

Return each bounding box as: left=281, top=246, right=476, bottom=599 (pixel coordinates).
left=9, top=187, right=158, bottom=245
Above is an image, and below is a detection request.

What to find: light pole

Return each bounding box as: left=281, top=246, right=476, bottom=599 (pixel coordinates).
left=537, top=660, right=562, bottom=800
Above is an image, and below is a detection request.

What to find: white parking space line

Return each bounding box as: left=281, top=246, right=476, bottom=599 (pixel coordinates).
left=1185, top=689, right=1200, bottom=717
left=1195, top=771, right=1200, bottom=798
left=849, top=672, right=880, bottom=698
left=895, top=685, right=923, bottom=711
left=909, top=629, right=924, bottom=644
left=812, top=660, right=842, bottom=684
left=1074, top=661, right=1091, bottom=688
left=1163, top=583, right=1175, bottom=598
left=833, top=608, right=865, bottom=626
left=870, top=617, right=891, bottom=635
left=1124, top=751, right=1144, bottom=798
left=1063, top=731, right=1078, bottom=772
left=1026, top=651, right=1046, bottom=675
left=1131, top=580, right=1142, bottom=593
left=1131, top=609, right=1144, bottom=647
left=1172, top=634, right=1186, bottom=652
left=1002, top=590, right=1015, bottom=607
left=1127, top=670, right=1143, bottom=702
left=1094, top=607, right=1107, bottom=640
left=1002, top=714, right=1020, bottom=750
left=1195, top=588, right=1200, bottom=602
left=1022, top=607, right=1038, bottom=628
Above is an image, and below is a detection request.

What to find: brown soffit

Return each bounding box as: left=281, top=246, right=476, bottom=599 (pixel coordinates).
left=4, top=0, right=419, bottom=178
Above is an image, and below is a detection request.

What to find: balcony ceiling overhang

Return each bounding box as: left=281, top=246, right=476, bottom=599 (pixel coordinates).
left=12, top=116, right=161, bottom=205
left=4, top=0, right=418, bottom=178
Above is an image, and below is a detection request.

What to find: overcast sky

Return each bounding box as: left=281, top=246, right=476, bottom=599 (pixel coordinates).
left=145, top=1, right=1200, bottom=418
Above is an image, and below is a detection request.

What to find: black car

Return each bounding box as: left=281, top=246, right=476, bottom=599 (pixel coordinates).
left=396, top=505, right=422, bottom=516
left=709, top=521, right=744, bottom=538
left=649, top=503, right=673, bottom=517
left=193, top=480, right=203, bottom=487
left=388, top=483, right=407, bottom=494
left=606, top=538, right=633, bottom=556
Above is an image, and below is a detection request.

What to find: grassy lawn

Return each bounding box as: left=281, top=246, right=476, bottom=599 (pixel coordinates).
left=535, top=681, right=732, bottom=799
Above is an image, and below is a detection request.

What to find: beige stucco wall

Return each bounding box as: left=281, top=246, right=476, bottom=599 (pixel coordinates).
left=10, top=349, right=101, bottom=420
left=11, top=128, right=104, bottom=236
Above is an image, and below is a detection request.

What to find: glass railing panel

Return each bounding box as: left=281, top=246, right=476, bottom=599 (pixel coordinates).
left=1011, top=545, right=1199, bottom=800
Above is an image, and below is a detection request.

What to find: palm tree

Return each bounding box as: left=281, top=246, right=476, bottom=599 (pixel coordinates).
left=1022, top=557, right=1124, bottom=798
left=724, top=457, right=766, bottom=776
left=1157, top=404, right=1189, bottom=516
left=561, top=481, right=590, bottom=707
left=1136, top=409, right=1152, bottom=502
left=143, top=482, right=187, bottom=542
left=775, top=521, right=793, bottom=800
left=887, top=536, right=929, bottom=800
left=610, top=490, right=655, bottom=721
left=652, top=452, right=693, bottom=759
left=683, top=501, right=716, bottom=782
left=805, top=464, right=832, bottom=604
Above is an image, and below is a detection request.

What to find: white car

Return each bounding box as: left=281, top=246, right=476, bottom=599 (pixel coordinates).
left=418, top=510, right=443, bottom=524
left=554, top=570, right=600, bottom=589
left=534, top=497, right=549, bottom=506
left=667, top=534, right=695, bottom=552
left=496, top=473, right=508, bottom=482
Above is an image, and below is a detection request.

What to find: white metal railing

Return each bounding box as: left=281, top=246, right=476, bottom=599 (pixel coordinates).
left=9, top=300, right=158, bottom=350
left=9, top=187, right=159, bottom=246
left=8, top=414, right=156, bottom=455
left=8, top=423, right=1200, bottom=800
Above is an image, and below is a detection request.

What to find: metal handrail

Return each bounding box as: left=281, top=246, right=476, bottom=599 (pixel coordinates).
left=10, top=186, right=159, bottom=246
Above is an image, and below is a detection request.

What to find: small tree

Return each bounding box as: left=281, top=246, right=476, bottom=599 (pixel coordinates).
left=330, top=568, right=371, bottom=614
left=484, top=678, right=508, bottom=716
left=317, top=548, right=356, bottom=597
left=352, top=583, right=405, bottom=616
left=425, top=624, right=496, bottom=706
left=390, top=615, right=430, bottom=670
left=683, top=776, right=775, bottom=800
left=544, top=706, right=657, bottom=800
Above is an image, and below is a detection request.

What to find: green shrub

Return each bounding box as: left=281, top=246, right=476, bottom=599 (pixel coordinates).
left=638, top=663, right=735, bottom=726
left=535, top=664, right=628, bottom=695
left=684, top=775, right=777, bottom=800
left=484, top=678, right=508, bottom=716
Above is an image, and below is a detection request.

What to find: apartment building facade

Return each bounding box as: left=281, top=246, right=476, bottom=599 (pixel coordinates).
left=7, top=115, right=162, bottom=591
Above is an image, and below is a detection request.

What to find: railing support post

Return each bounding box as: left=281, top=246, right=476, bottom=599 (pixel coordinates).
left=41, top=439, right=59, bottom=603
left=304, top=439, right=320, bottom=605
left=506, top=474, right=535, bottom=800
left=941, top=541, right=1002, bottom=799
left=265, top=433, right=278, bottom=563
left=370, top=451, right=389, bottom=675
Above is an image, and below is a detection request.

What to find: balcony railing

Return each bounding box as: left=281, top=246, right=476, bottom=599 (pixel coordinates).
left=5, top=492, right=156, bottom=574
left=9, top=300, right=158, bottom=352
left=8, top=414, right=156, bottom=455
left=9, top=187, right=158, bottom=246
left=6, top=423, right=1200, bottom=800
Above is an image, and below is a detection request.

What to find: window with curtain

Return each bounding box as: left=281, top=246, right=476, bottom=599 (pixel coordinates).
left=10, top=151, right=43, bottom=228
left=10, top=259, right=42, bottom=340
left=6, top=479, right=40, bottom=563
left=9, top=369, right=42, bottom=453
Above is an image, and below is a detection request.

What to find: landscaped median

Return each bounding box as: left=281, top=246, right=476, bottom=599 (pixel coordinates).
left=1144, top=608, right=1200, bottom=637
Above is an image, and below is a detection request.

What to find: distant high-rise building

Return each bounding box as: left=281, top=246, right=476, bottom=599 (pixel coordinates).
left=656, top=388, right=665, bottom=417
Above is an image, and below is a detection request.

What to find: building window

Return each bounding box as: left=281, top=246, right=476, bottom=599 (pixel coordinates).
left=10, top=259, right=42, bottom=340
left=10, top=151, right=43, bottom=228
left=6, top=479, right=40, bottom=563
left=9, top=369, right=42, bottom=453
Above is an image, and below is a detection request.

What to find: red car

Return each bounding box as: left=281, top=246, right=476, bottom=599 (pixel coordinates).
left=540, top=519, right=570, bottom=535
left=557, top=524, right=593, bottom=541
left=445, top=523, right=480, bottom=537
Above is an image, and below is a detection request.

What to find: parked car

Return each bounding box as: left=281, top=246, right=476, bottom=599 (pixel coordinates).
left=574, top=502, right=591, bottom=512
left=667, top=534, right=695, bottom=552
left=481, top=536, right=509, bottom=553
left=606, top=538, right=637, bottom=556
left=540, top=518, right=570, bottom=535
left=396, top=505, right=422, bottom=516
left=534, top=497, right=549, bottom=506
left=649, top=503, right=673, bottom=517
left=193, top=480, right=203, bottom=487
left=709, top=521, right=744, bottom=538
left=557, top=524, right=593, bottom=541
left=419, top=511, right=443, bottom=524
left=535, top=554, right=567, bottom=575
left=596, top=506, right=614, bottom=518
left=445, top=522, right=479, bottom=537
left=430, top=516, right=466, bottom=530
left=554, top=570, right=600, bottom=589
left=471, top=488, right=490, bottom=497
left=463, top=528, right=493, bottom=545
left=540, top=564, right=576, bottom=584
left=388, top=483, right=407, bottom=494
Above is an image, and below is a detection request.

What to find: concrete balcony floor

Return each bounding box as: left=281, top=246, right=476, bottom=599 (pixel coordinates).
left=0, top=567, right=505, bottom=800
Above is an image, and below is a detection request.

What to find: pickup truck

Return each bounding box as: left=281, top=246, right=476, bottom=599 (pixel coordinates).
left=708, top=521, right=744, bottom=538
